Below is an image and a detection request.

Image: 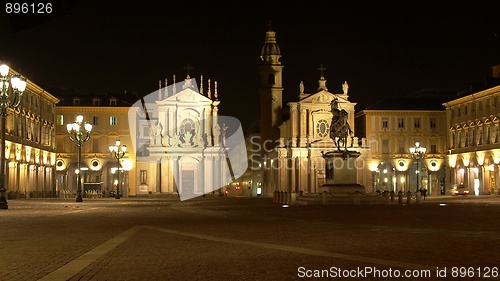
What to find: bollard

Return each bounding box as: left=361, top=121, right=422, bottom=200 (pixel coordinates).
left=406, top=191, right=412, bottom=205
left=398, top=191, right=403, bottom=205
left=291, top=191, right=296, bottom=205
left=279, top=191, right=283, bottom=204
left=283, top=191, right=288, bottom=205
left=383, top=191, right=390, bottom=205
left=390, top=191, right=395, bottom=201
left=322, top=191, right=327, bottom=205
left=416, top=190, right=422, bottom=205
left=273, top=191, right=277, bottom=203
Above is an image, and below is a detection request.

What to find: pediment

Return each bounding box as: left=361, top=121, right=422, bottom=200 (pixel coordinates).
left=159, top=88, right=212, bottom=105
left=300, top=91, right=337, bottom=104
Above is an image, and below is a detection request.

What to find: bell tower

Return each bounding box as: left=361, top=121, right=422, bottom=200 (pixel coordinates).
left=259, top=22, right=283, bottom=151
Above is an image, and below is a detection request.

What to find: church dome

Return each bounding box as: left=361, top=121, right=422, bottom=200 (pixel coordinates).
left=261, top=31, right=281, bottom=56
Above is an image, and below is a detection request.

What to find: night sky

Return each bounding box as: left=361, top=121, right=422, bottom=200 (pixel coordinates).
left=1, top=1, right=500, bottom=130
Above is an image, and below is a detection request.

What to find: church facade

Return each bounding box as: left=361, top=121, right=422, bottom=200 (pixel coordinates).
left=255, top=27, right=369, bottom=197
left=131, top=75, right=242, bottom=200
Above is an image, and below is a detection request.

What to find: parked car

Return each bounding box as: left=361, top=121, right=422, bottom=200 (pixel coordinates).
left=452, top=184, right=469, bottom=195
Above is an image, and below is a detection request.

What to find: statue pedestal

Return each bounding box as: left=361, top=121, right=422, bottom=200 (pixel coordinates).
left=319, top=150, right=364, bottom=195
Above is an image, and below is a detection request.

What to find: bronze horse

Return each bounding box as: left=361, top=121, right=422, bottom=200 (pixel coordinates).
left=329, top=98, right=353, bottom=151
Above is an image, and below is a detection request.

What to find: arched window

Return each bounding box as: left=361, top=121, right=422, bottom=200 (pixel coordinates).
left=180, top=118, right=196, bottom=135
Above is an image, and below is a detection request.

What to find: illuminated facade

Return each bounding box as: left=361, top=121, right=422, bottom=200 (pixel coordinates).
left=131, top=75, right=228, bottom=198
left=55, top=92, right=136, bottom=197
left=255, top=26, right=367, bottom=197
left=4, top=68, right=59, bottom=198
left=443, top=66, right=500, bottom=195
left=355, top=97, right=449, bottom=195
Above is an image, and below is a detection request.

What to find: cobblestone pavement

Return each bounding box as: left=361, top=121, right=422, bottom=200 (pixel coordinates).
left=0, top=195, right=499, bottom=280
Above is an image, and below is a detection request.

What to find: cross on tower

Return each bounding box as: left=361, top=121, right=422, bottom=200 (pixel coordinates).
left=267, top=20, right=273, bottom=31
left=317, top=64, right=327, bottom=79
left=183, top=63, right=193, bottom=78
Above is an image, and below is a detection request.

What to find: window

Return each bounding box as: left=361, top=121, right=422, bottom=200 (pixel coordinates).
left=93, top=98, right=101, bottom=106
left=268, top=74, right=275, bottom=85
left=464, top=105, right=468, bottom=115
left=430, top=144, right=437, bottom=154
left=180, top=118, right=195, bottom=134
left=56, top=115, right=64, bottom=126
left=110, top=98, right=117, bottom=106
left=398, top=118, right=404, bottom=128
left=73, top=98, right=80, bottom=105
left=382, top=140, right=389, bottom=154
left=430, top=118, right=437, bottom=129
left=382, top=118, right=388, bottom=129
left=414, top=118, right=420, bottom=129
left=110, top=116, right=117, bottom=125
left=140, top=170, right=147, bottom=184
left=93, top=116, right=99, bottom=125
left=92, top=138, right=99, bottom=151
left=398, top=140, right=405, bottom=154
left=316, top=119, right=329, bottom=137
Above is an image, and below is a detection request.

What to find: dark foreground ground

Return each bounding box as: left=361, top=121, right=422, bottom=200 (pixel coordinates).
left=0, top=195, right=499, bottom=281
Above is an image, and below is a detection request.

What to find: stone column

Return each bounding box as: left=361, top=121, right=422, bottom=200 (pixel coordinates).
left=299, top=109, right=307, bottom=147
left=307, top=109, right=313, bottom=138
left=205, top=155, right=214, bottom=192
left=290, top=104, right=298, bottom=147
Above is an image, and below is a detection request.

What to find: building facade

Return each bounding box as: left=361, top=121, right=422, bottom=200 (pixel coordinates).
left=55, top=92, right=137, bottom=198
left=131, top=75, right=234, bottom=199
left=254, top=26, right=367, bottom=197
left=355, top=97, right=448, bottom=196
left=4, top=68, right=59, bottom=198
left=443, top=74, right=500, bottom=195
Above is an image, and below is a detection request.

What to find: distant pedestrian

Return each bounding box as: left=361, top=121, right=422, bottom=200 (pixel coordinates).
left=421, top=188, right=427, bottom=200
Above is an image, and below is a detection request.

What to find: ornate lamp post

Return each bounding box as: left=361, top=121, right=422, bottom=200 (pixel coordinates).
left=67, top=115, right=92, bottom=202
left=109, top=140, right=126, bottom=199
left=409, top=141, right=426, bottom=193
left=0, top=64, right=27, bottom=209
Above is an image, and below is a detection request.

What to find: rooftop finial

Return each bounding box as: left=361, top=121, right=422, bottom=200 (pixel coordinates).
left=267, top=20, right=273, bottom=31
left=164, top=78, right=168, bottom=97
left=207, top=79, right=211, bottom=99
left=317, top=64, right=328, bottom=91
left=200, top=75, right=204, bottom=95
left=317, top=64, right=327, bottom=79
left=183, top=63, right=193, bottom=79
left=158, top=80, right=162, bottom=100
left=173, top=74, right=177, bottom=94
left=214, top=81, right=218, bottom=100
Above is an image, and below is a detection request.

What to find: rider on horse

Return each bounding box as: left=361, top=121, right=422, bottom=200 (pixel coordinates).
left=329, top=97, right=353, bottom=151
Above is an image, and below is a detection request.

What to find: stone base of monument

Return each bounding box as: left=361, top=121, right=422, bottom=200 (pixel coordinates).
left=294, top=149, right=386, bottom=205
left=318, top=183, right=365, bottom=195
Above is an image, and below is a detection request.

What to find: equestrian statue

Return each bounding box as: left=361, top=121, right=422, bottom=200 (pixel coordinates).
left=329, top=97, right=353, bottom=151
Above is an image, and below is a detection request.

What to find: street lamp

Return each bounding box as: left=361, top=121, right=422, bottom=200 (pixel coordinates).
left=0, top=64, right=27, bottom=209
left=109, top=140, right=126, bottom=199
left=67, top=115, right=92, bottom=202
left=409, top=141, right=426, bottom=193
